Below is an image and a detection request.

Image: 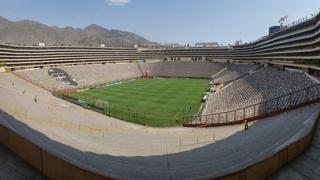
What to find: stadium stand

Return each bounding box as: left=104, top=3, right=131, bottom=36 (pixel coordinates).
left=212, top=63, right=261, bottom=84
left=14, top=61, right=258, bottom=91
left=139, top=61, right=225, bottom=78
left=14, top=61, right=259, bottom=91
left=0, top=10, right=319, bottom=180
left=203, top=66, right=318, bottom=115
left=0, top=11, right=319, bottom=71
left=0, top=72, right=319, bottom=179
left=139, top=61, right=260, bottom=80
left=14, top=63, right=142, bottom=91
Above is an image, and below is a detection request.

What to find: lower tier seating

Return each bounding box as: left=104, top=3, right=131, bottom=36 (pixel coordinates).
left=15, top=63, right=142, bottom=91
left=203, top=67, right=319, bottom=116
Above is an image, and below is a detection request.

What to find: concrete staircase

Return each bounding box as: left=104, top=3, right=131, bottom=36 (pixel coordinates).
left=136, top=62, right=145, bottom=77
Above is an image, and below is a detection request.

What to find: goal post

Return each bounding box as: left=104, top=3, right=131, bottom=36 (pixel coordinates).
left=95, top=99, right=110, bottom=115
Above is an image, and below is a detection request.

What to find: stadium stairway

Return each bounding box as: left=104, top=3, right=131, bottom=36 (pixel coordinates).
left=269, top=117, right=320, bottom=180
left=136, top=62, right=145, bottom=77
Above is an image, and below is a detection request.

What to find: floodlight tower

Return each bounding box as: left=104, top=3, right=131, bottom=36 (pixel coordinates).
left=278, top=15, right=288, bottom=27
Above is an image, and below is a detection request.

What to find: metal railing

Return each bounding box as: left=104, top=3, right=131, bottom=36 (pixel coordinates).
left=183, top=84, right=320, bottom=127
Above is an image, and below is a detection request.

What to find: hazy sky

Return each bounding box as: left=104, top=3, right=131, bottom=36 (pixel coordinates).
left=0, top=0, right=319, bottom=45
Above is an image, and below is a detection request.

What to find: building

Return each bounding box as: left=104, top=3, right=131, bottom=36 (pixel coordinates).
left=269, top=26, right=281, bottom=35
left=163, top=43, right=182, bottom=48
left=195, top=42, right=219, bottom=48
left=38, top=42, right=45, bottom=47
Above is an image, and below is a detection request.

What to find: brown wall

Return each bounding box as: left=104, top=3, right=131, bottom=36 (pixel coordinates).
left=0, top=111, right=318, bottom=180
left=216, top=111, right=319, bottom=180
left=0, top=122, right=114, bottom=180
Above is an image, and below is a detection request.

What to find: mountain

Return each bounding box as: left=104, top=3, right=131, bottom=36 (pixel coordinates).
left=0, top=16, right=159, bottom=47
left=0, top=16, right=10, bottom=30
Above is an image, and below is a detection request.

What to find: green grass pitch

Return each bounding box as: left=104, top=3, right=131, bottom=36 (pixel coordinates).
left=64, top=78, right=210, bottom=127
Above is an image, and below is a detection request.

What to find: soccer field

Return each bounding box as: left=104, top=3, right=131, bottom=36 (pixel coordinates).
left=63, top=78, right=210, bottom=126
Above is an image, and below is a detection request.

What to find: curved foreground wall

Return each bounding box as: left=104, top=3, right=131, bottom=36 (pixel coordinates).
left=0, top=107, right=319, bottom=180
left=217, top=112, right=319, bottom=179
left=0, top=117, right=110, bottom=179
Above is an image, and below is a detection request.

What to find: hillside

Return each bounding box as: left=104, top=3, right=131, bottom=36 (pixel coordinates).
left=0, top=16, right=158, bottom=47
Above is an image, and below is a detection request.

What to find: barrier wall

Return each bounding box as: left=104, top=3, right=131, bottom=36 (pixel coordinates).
left=216, top=111, right=320, bottom=180
left=41, top=150, right=111, bottom=180
left=0, top=110, right=318, bottom=180
left=0, top=118, right=114, bottom=180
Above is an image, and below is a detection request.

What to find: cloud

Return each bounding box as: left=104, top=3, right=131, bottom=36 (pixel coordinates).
left=105, top=0, right=130, bottom=6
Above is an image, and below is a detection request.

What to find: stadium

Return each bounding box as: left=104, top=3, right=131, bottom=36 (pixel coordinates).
left=0, top=7, right=320, bottom=180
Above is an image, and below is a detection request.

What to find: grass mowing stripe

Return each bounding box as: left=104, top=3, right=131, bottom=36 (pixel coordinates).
left=65, top=78, right=209, bottom=127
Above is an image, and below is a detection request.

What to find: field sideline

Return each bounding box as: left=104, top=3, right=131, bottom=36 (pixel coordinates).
left=63, top=78, right=210, bottom=126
